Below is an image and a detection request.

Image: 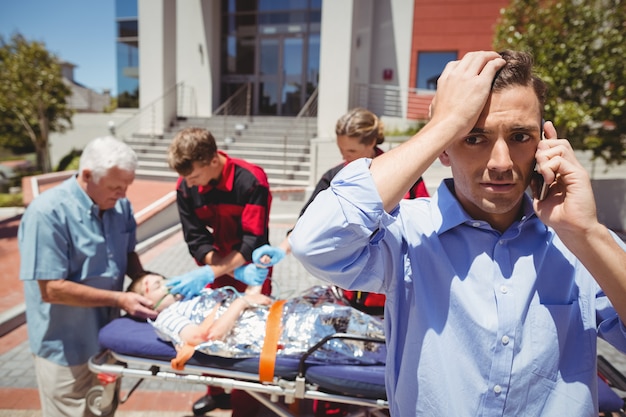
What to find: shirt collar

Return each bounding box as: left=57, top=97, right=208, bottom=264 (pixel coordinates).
left=431, top=178, right=537, bottom=235
left=198, top=151, right=234, bottom=193
left=67, top=174, right=100, bottom=217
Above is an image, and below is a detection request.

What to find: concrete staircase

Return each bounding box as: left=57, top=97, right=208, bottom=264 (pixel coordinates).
left=126, top=116, right=317, bottom=189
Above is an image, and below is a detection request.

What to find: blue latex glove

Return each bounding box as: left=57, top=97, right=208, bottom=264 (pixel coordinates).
left=167, top=265, right=215, bottom=300
left=234, top=264, right=269, bottom=286
left=252, top=244, right=286, bottom=267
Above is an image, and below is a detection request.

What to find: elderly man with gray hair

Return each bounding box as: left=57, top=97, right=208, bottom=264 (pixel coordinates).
left=18, top=136, right=158, bottom=417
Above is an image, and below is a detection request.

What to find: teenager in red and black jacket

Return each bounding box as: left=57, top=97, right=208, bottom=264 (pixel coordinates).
left=167, top=127, right=272, bottom=416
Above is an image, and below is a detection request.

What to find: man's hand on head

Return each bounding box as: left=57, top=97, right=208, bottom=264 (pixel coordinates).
left=429, top=51, right=506, bottom=139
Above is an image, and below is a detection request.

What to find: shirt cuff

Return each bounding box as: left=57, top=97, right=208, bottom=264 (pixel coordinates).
left=330, top=158, right=395, bottom=231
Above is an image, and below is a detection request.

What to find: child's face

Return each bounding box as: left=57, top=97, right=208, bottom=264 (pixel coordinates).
left=142, top=274, right=179, bottom=312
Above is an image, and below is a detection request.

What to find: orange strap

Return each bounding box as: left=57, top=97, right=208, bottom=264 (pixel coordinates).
left=259, top=299, right=286, bottom=383
left=171, top=343, right=196, bottom=371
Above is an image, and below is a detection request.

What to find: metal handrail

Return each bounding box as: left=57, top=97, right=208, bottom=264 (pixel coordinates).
left=212, top=82, right=251, bottom=117
left=353, top=83, right=434, bottom=121
left=296, top=88, right=318, bottom=118
left=114, top=81, right=185, bottom=140
left=281, top=87, right=318, bottom=181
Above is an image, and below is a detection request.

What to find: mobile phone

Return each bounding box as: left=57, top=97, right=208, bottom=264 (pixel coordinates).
left=534, top=171, right=549, bottom=200
left=534, top=120, right=549, bottom=201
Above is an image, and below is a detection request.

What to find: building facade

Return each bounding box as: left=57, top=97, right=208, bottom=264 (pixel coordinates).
left=134, top=0, right=508, bottom=137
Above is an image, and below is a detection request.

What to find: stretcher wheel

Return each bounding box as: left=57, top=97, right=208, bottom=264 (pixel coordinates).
left=86, top=385, right=118, bottom=416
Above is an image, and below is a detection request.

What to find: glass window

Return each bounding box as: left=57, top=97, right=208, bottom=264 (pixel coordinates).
left=224, top=0, right=256, bottom=13
left=417, top=51, right=457, bottom=90
left=117, top=20, right=138, bottom=38
left=307, top=33, right=320, bottom=88
left=282, top=82, right=301, bottom=116
left=116, top=0, right=137, bottom=18
left=258, top=11, right=307, bottom=25
left=258, top=81, right=278, bottom=114
left=238, top=37, right=256, bottom=74
left=260, top=38, right=279, bottom=75
left=259, top=0, right=308, bottom=11
left=284, top=37, right=303, bottom=77
left=116, top=41, right=139, bottom=108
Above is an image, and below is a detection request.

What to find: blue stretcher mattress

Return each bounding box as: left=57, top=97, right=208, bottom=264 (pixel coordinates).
left=97, top=316, right=387, bottom=399
left=98, top=317, right=624, bottom=409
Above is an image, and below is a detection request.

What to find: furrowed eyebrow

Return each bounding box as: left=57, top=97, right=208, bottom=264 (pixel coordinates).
left=468, top=127, right=490, bottom=135
left=510, top=125, right=538, bottom=132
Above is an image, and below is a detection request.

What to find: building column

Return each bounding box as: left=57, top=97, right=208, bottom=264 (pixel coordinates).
left=312, top=0, right=355, bottom=184
left=138, top=0, right=176, bottom=136
left=317, top=0, right=355, bottom=140
left=176, top=0, right=220, bottom=118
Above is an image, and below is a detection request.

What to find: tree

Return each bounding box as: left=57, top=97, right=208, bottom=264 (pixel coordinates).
left=494, top=0, right=626, bottom=166
left=0, top=34, right=73, bottom=172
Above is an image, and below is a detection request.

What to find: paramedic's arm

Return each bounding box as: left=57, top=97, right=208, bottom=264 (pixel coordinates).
left=38, top=279, right=157, bottom=319
left=176, top=190, right=246, bottom=277
left=533, top=124, right=626, bottom=320
left=176, top=188, right=217, bottom=265
left=370, top=51, right=505, bottom=212
left=203, top=185, right=271, bottom=278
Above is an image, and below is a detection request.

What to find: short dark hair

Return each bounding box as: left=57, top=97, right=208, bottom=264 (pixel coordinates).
left=495, top=50, right=547, bottom=117
left=167, top=127, right=218, bottom=176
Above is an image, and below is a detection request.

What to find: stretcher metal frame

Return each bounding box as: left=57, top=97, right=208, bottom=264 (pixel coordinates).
left=87, top=332, right=389, bottom=417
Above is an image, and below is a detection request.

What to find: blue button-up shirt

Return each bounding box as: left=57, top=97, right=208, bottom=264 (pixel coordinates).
left=19, top=176, right=136, bottom=366
left=290, top=159, right=626, bottom=416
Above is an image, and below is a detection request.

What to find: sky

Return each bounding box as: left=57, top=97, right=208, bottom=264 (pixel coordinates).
left=0, top=0, right=117, bottom=94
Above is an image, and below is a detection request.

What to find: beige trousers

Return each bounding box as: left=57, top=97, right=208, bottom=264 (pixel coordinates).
left=33, top=355, right=103, bottom=417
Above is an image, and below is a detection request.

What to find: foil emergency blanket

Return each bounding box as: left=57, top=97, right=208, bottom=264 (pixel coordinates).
left=152, top=285, right=385, bottom=363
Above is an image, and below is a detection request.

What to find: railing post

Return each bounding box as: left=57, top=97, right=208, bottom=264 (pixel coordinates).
left=246, top=82, right=252, bottom=123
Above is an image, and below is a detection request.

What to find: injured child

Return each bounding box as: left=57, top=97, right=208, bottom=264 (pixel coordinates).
left=129, top=273, right=385, bottom=370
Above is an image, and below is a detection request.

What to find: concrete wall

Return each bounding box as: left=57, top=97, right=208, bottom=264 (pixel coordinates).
left=592, top=179, right=626, bottom=233
left=176, top=0, right=220, bottom=117
left=49, top=111, right=136, bottom=169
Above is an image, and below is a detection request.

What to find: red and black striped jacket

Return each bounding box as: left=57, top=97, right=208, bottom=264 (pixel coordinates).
left=176, top=151, right=272, bottom=266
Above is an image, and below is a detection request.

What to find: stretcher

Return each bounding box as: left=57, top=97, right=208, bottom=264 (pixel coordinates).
left=88, top=317, right=626, bottom=417
left=87, top=315, right=389, bottom=416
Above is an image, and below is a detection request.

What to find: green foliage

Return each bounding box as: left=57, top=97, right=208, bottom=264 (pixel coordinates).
left=385, top=121, right=426, bottom=137
left=0, top=193, right=23, bottom=207
left=103, top=96, right=118, bottom=113
left=56, top=149, right=81, bottom=172
left=494, top=0, right=626, bottom=166
left=0, top=33, right=73, bottom=172
left=117, top=88, right=139, bottom=108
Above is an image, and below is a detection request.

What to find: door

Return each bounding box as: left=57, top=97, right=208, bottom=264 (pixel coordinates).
left=256, top=34, right=305, bottom=116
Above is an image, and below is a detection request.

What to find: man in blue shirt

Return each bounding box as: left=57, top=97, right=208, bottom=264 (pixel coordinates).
left=19, top=136, right=158, bottom=417
left=287, top=50, right=626, bottom=415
